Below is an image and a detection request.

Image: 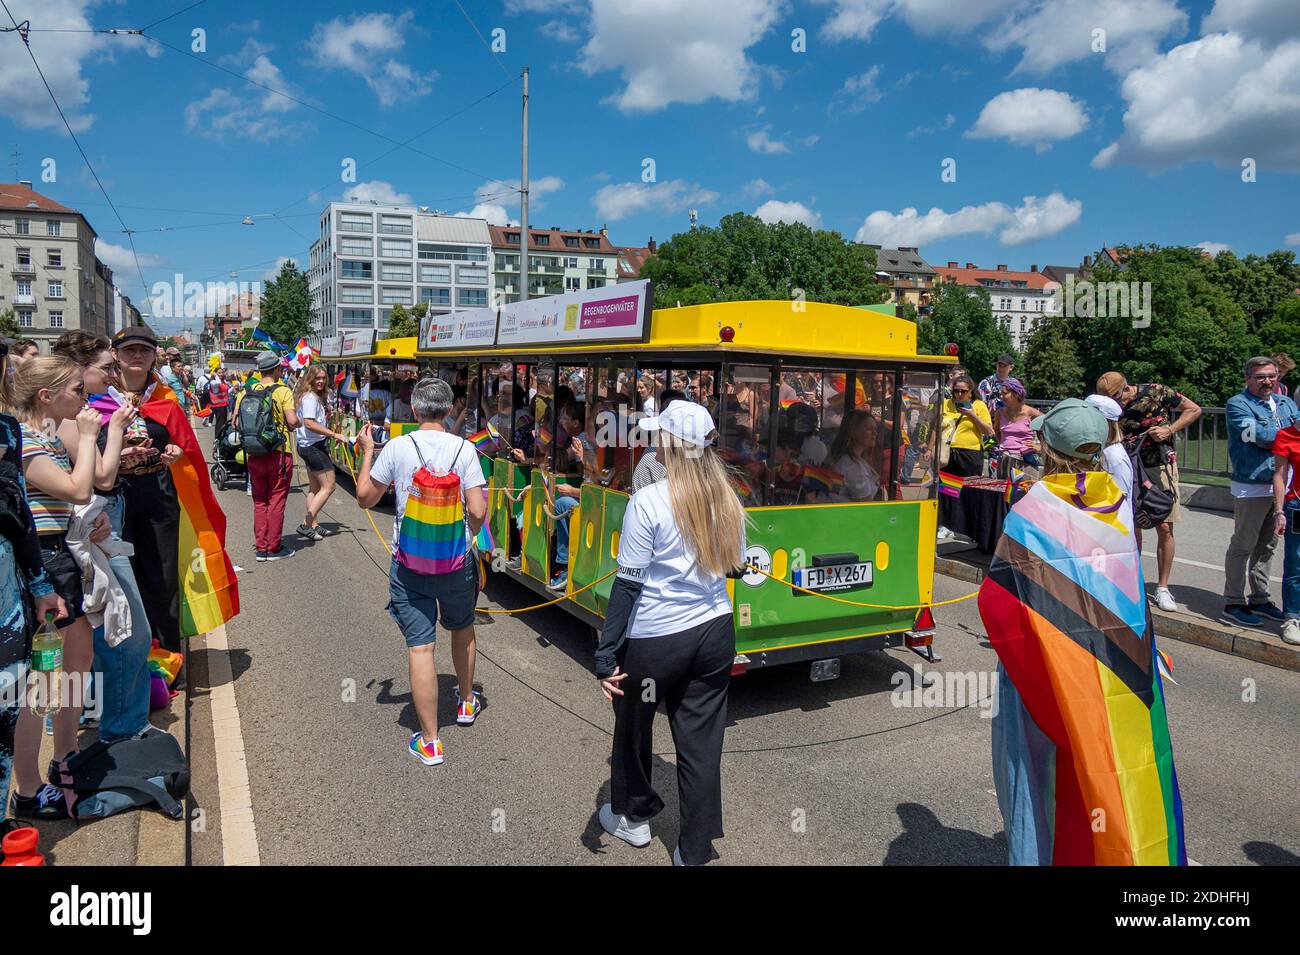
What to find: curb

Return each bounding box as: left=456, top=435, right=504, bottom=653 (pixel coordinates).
left=935, top=556, right=1300, bottom=674
left=134, top=676, right=187, bottom=866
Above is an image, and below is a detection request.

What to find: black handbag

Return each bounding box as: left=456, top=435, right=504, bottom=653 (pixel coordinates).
left=1128, top=436, right=1175, bottom=529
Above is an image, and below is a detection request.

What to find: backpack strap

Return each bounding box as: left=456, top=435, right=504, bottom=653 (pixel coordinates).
left=94, top=772, right=183, bottom=818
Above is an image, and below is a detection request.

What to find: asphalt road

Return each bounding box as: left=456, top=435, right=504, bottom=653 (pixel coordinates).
left=198, top=446, right=1300, bottom=866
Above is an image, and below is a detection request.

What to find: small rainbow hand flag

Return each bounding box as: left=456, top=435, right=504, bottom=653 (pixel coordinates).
left=939, top=472, right=966, bottom=497
left=801, top=465, right=843, bottom=493
left=731, top=473, right=754, bottom=499
left=1157, top=649, right=1177, bottom=685
left=780, top=397, right=799, bottom=410
left=468, top=428, right=495, bottom=451
left=88, top=392, right=121, bottom=426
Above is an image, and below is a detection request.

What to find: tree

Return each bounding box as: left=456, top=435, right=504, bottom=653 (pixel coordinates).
left=258, top=261, right=311, bottom=345
left=1258, top=296, right=1300, bottom=368
left=917, top=281, right=1014, bottom=381
left=1206, top=249, right=1300, bottom=336
left=639, top=212, right=889, bottom=309
left=387, top=303, right=420, bottom=339
left=1021, top=314, right=1084, bottom=400
left=0, top=307, right=16, bottom=338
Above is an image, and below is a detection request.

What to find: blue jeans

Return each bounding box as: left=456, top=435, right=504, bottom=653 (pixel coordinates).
left=991, top=664, right=1057, bottom=865
left=387, top=558, right=478, bottom=647
left=92, top=494, right=153, bottom=742
left=1283, top=499, right=1300, bottom=620
left=553, top=495, right=579, bottom=566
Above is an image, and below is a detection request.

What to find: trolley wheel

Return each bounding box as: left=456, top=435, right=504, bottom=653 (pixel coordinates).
left=210, top=462, right=228, bottom=489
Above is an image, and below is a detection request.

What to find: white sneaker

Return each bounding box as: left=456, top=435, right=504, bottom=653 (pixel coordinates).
left=936, top=526, right=955, bottom=541
left=599, top=803, right=651, bottom=848
left=1154, top=588, right=1177, bottom=613
left=1283, top=619, right=1300, bottom=646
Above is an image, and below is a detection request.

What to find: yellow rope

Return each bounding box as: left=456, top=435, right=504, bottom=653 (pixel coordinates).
left=746, top=564, right=979, bottom=610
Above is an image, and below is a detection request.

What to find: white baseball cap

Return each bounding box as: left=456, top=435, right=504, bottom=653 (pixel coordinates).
left=1084, top=393, right=1123, bottom=422
left=638, top=400, right=716, bottom=448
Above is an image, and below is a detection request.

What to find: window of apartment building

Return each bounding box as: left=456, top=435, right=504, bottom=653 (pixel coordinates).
left=563, top=236, right=578, bottom=247
left=532, top=234, right=549, bottom=246
left=420, top=287, right=451, bottom=306
left=340, top=237, right=372, bottom=257
left=494, top=255, right=516, bottom=271
left=381, top=286, right=412, bottom=305
left=418, top=243, right=487, bottom=263
left=380, top=238, right=411, bottom=258
left=340, top=285, right=373, bottom=304
left=504, top=232, right=520, bottom=244
left=47, top=280, right=63, bottom=298
left=419, top=263, right=451, bottom=283
left=589, top=277, right=606, bottom=289
left=583, top=237, right=600, bottom=248
left=16, top=248, right=31, bottom=268
left=565, top=276, right=583, bottom=292
left=564, top=257, right=578, bottom=268
left=380, top=262, right=412, bottom=282
left=589, top=258, right=605, bottom=270
left=14, top=218, right=29, bottom=235
left=16, top=280, right=31, bottom=296
left=338, top=212, right=373, bottom=232
left=340, top=260, right=372, bottom=280
left=457, top=288, right=488, bottom=307
left=457, top=265, right=488, bottom=285
left=47, top=248, right=62, bottom=267
left=47, top=220, right=61, bottom=237
left=17, top=311, right=32, bottom=327
left=379, top=215, right=412, bottom=235
left=49, top=310, right=63, bottom=328
left=341, top=308, right=372, bottom=327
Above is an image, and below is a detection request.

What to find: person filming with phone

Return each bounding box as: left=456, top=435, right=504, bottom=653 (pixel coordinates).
left=942, top=374, right=993, bottom=478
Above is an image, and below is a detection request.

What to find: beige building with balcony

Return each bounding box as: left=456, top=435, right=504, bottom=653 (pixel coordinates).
left=0, top=181, right=121, bottom=351
left=868, top=246, right=936, bottom=319
left=490, top=225, right=620, bottom=303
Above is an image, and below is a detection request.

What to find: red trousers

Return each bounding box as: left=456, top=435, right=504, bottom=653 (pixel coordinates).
left=249, top=451, right=292, bottom=552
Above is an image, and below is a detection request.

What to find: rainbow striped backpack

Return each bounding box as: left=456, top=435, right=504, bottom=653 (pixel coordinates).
left=395, top=435, right=469, bottom=575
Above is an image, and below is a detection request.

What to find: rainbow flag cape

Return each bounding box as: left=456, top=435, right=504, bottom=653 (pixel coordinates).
left=977, top=471, right=1186, bottom=866
left=938, top=471, right=965, bottom=497
left=141, top=380, right=240, bottom=637
left=801, top=465, right=843, bottom=493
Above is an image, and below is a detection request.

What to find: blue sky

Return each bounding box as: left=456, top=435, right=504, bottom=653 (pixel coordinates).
left=2, top=0, right=1298, bottom=333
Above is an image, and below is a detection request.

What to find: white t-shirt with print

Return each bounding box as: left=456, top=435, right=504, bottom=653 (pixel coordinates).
left=369, top=428, right=486, bottom=551
left=296, top=393, right=328, bottom=446
left=616, top=481, right=743, bottom=639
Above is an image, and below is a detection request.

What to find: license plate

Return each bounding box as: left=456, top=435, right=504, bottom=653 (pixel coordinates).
left=792, top=561, right=873, bottom=594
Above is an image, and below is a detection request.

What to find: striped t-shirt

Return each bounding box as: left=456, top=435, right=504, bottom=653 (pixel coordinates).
left=20, top=424, right=73, bottom=534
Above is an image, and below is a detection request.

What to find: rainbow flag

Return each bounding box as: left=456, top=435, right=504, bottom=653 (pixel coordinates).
left=88, top=391, right=122, bottom=426
left=468, top=428, right=495, bottom=452
left=977, top=471, right=1186, bottom=866
left=801, top=465, right=843, bottom=493
left=731, top=473, right=754, bottom=499
left=938, top=471, right=966, bottom=498
left=473, top=488, right=493, bottom=556
left=1157, top=649, right=1177, bottom=685
left=141, top=380, right=240, bottom=637
left=780, top=397, right=799, bottom=410
left=396, top=470, right=468, bottom=575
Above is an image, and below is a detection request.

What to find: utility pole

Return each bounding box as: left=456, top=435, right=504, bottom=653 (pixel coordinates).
left=520, top=66, right=529, bottom=305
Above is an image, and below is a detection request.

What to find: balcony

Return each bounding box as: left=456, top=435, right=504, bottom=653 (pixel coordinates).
left=12, top=293, right=35, bottom=305
left=587, top=267, right=609, bottom=276
left=11, top=263, right=35, bottom=276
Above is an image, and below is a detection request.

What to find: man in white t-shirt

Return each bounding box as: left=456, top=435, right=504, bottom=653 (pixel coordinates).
left=357, top=377, right=488, bottom=767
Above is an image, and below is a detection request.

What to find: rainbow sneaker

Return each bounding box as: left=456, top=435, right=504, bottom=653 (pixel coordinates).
left=455, top=689, right=483, bottom=726
left=408, top=732, right=444, bottom=766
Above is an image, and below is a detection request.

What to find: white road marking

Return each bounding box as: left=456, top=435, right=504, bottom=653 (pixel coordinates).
left=206, top=623, right=261, bottom=866
left=1140, top=550, right=1283, bottom=584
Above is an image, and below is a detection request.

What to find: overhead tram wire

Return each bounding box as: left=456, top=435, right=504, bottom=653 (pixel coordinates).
left=138, top=0, right=207, bottom=34
left=1, top=0, right=151, bottom=298
left=450, top=0, right=516, bottom=83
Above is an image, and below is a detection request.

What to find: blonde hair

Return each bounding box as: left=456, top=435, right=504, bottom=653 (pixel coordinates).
left=294, top=365, right=329, bottom=408
left=658, top=431, right=750, bottom=578
left=0, top=355, right=81, bottom=421
left=1041, top=444, right=1103, bottom=476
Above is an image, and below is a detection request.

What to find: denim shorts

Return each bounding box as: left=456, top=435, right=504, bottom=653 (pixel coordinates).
left=298, top=441, right=333, bottom=474
left=386, top=558, right=479, bottom=647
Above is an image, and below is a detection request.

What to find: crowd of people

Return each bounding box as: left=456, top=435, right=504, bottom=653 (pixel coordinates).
left=0, top=326, right=238, bottom=829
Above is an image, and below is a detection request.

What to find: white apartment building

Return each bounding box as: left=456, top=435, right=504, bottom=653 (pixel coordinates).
left=489, top=225, right=621, bottom=304
left=0, top=181, right=119, bottom=350
left=308, top=201, right=494, bottom=336
left=933, top=262, right=1060, bottom=349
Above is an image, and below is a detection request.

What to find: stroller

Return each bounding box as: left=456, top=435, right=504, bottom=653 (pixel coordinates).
left=210, top=421, right=248, bottom=490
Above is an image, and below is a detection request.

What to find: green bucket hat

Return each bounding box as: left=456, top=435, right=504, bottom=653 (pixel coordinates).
left=1031, top=397, right=1109, bottom=460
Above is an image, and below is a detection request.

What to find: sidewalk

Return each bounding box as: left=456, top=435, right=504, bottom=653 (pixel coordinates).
left=936, top=543, right=1300, bottom=673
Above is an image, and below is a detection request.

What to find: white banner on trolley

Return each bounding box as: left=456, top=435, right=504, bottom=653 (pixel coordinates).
left=419, top=306, right=499, bottom=351
left=496, top=280, right=652, bottom=348
left=318, top=334, right=343, bottom=359
left=340, top=329, right=375, bottom=357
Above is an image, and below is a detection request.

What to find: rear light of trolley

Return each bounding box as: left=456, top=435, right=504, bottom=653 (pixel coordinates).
left=731, top=654, right=750, bottom=676
left=905, top=606, right=936, bottom=648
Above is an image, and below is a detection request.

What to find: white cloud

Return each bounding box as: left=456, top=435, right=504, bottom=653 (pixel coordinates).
left=506, top=0, right=583, bottom=11
left=746, top=126, right=789, bottom=154
left=742, top=178, right=775, bottom=198
left=1287, top=232, right=1300, bottom=245
left=454, top=204, right=517, bottom=227
left=475, top=176, right=564, bottom=210
left=818, top=0, right=893, bottom=41
left=909, top=113, right=955, bottom=137
left=1195, top=242, right=1232, bottom=256
left=892, top=0, right=1021, bottom=33
left=343, top=181, right=413, bottom=205
left=1203, top=0, right=1300, bottom=45
left=541, top=20, right=582, bottom=43
left=308, top=12, right=433, bottom=106
left=592, top=179, right=719, bottom=222
left=835, top=66, right=884, bottom=112
left=1096, top=33, right=1300, bottom=170
left=855, top=191, right=1082, bottom=247
left=184, top=44, right=307, bottom=141
left=754, top=200, right=822, bottom=228
left=968, top=88, right=1088, bottom=151
left=95, top=240, right=164, bottom=271
left=263, top=256, right=298, bottom=281
left=579, top=0, right=781, bottom=112
left=1091, top=142, right=1119, bottom=168
left=988, top=0, right=1187, bottom=75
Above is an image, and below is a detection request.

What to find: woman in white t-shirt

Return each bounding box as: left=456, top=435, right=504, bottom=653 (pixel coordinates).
left=1085, top=394, right=1133, bottom=522
left=293, top=367, right=345, bottom=541
left=595, top=402, right=749, bottom=866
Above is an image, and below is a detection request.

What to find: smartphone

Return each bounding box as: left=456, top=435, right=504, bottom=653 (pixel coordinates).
left=956, top=400, right=973, bottom=410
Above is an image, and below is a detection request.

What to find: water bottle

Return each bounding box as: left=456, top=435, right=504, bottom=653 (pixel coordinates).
left=29, top=612, right=62, bottom=718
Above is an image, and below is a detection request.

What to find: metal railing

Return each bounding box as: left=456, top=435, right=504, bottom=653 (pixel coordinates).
left=1027, top=400, right=1229, bottom=477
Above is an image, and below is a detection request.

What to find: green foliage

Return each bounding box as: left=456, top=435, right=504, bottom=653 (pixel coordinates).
left=1205, top=250, right=1300, bottom=335
left=258, top=261, right=311, bottom=346
left=1021, top=314, right=1084, bottom=400
left=1258, top=296, right=1300, bottom=370
left=639, top=212, right=889, bottom=309
left=387, top=303, right=419, bottom=339
left=0, top=307, right=16, bottom=338
left=917, top=282, right=1014, bottom=381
